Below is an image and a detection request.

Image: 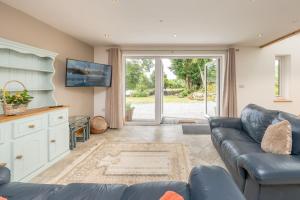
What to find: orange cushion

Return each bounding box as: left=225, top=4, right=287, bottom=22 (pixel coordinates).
left=0, top=197, right=7, bottom=200
left=160, top=191, right=184, bottom=200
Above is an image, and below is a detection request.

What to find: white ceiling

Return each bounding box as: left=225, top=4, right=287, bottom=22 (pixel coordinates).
left=1, top=0, right=300, bottom=47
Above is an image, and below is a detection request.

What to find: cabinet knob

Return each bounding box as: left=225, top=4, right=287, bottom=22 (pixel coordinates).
left=58, top=116, right=63, bottom=119
left=16, top=155, right=23, bottom=160
left=50, top=139, right=56, bottom=143
left=28, top=124, right=35, bottom=128
left=0, top=163, right=6, bottom=167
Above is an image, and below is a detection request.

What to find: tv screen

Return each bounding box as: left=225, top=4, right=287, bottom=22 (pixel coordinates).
left=66, top=59, right=112, bottom=87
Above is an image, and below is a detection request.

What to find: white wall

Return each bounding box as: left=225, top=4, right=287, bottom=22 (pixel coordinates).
left=235, top=35, right=300, bottom=115
left=94, top=47, right=108, bottom=116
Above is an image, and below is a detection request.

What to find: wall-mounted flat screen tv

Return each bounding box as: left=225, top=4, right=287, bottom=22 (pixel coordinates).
left=66, top=59, right=112, bottom=87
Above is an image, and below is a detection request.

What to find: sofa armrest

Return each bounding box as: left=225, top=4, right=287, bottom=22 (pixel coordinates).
left=208, top=117, right=242, bottom=130
left=0, top=167, right=10, bottom=184
left=189, top=166, right=245, bottom=200
left=237, top=153, right=300, bottom=185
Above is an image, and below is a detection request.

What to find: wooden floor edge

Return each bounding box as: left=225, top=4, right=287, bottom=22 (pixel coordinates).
left=260, top=29, right=300, bottom=48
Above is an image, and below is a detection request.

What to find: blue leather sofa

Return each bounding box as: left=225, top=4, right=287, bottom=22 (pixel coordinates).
left=0, top=165, right=245, bottom=200
left=209, top=104, right=300, bottom=200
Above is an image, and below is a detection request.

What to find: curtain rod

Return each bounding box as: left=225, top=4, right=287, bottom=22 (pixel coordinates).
left=106, top=49, right=236, bottom=52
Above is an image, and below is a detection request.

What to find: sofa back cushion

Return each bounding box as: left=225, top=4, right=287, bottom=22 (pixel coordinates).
left=121, top=182, right=190, bottom=200
left=48, top=183, right=127, bottom=200
left=241, top=104, right=278, bottom=143
left=278, top=112, right=300, bottom=155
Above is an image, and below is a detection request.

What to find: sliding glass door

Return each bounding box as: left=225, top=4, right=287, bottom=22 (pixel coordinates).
left=124, top=56, right=220, bottom=124
left=124, top=57, right=161, bottom=123
left=161, top=57, right=220, bottom=121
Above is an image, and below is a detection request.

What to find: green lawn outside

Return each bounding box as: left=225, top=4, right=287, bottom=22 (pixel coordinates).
left=126, top=95, right=203, bottom=104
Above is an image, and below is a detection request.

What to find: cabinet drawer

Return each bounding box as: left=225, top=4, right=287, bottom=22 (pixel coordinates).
left=13, top=130, right=47, bottom=181
left=13, top=115, right=47, bottom=139
left=49, top=109, right=68, bottom=127
left=48, top=123, right=69, bottom=161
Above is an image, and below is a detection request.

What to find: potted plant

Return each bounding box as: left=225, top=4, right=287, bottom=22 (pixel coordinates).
left=125, top=103, right=135, bottom=121
left=0, top=80, right=34, bottom=115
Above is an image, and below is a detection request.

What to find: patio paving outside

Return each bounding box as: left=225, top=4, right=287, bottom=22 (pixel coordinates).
left=131, top=101, right=217, bottom=120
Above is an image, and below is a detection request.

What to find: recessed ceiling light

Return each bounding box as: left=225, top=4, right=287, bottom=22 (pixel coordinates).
left=257, top=33, right=263, bottom=38
left=104, top=34, right=110, bottom=39
left=173, top=33, right=177, bottom=38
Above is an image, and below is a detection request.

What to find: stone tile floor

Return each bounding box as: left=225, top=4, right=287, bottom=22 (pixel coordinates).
left=31, top=125, right=225, bottom=183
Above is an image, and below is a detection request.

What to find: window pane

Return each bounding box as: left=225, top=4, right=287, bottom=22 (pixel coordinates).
left=274, top=59, right=280, bottom=96
left=125, top=58, right=155, bottom=121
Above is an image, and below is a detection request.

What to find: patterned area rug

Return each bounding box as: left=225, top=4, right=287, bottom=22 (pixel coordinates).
left=49, top=142, right=191, bottom=185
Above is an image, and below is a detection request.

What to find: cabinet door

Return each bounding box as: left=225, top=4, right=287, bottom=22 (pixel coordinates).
left=13, top=131, right=47, bottom=181
left=49, top=123, right=69, bottom=161
left=0, top=143, right=11, bottom=169
left=0, top=123, right=11, bottom=169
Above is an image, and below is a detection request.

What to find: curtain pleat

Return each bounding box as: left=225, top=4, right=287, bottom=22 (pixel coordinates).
left=105, top=48, right=124, bottom=128
left=222, top=48, right=237, bottom=117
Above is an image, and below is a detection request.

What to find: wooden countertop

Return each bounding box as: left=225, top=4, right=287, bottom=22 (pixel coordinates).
left=0, top=106, right=68, bottom=123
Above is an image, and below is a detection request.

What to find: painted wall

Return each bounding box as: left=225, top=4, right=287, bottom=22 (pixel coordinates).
left=235, top=34, right=300, bottom=115
left=0, top=2, right=94, bottom=117
left=94, top=47, right=108, bottom=116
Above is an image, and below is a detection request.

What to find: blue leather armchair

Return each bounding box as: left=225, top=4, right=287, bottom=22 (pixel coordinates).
left=0, top=165, right=245, bottom=200
left=209, top=104, right=300, bottom=200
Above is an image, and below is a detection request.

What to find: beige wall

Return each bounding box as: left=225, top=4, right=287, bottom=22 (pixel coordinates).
left=94, top=47, right=108, bottom=116
left=235, top=35, right=300, bottom=115
left=0, top=2, right=94, bottom=117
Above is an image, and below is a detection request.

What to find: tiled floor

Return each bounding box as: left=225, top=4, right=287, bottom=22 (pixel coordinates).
left=31, top=125, right=225, bottom=183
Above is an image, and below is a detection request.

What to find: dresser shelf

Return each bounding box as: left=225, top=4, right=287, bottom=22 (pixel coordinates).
left=0, top=65, right=54, bottom=73
left=0, top=37, right=58, bottom=114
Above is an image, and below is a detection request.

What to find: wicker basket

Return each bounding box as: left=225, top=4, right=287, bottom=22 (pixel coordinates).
left=91, top=116, right=108, bottom=134
left=2, top=80, right=29, bottom=116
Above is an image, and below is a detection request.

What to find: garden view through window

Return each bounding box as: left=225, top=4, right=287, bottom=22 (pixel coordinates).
left=125, top=57, right=219, bottom=123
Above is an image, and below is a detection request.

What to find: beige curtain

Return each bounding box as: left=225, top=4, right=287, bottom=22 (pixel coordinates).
left=105, top=48, right=124, bottom=128
left=222, top=48, right=237, bottom=117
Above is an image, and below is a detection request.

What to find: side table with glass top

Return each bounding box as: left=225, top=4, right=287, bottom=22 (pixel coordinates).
left=69, top=115, right=90, bottom=150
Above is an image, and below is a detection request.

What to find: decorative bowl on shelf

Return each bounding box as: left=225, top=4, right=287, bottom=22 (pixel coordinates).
left=0, top=80, right=34, bottom=115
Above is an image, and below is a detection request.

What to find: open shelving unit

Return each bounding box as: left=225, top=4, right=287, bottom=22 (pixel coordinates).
left=0, top=38, right=58, bottom=114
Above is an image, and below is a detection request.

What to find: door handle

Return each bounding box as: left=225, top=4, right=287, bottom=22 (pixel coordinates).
left=50, top=139, right=56, bottom=143
left=58, top=116, right=63, bottom=119
left=16, top=155, right=23, bottom=160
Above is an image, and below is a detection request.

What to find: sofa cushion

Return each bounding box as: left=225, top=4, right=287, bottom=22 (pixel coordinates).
left=240, top=104, right=278, bottom=143
left=261, top=120, right=292, bottom=155
left=278, top=112, right=300, bottom=155
left=221, top=140, right=263, bottom=169
left=121, top=182, right=190, bottom=200
left=0, top=182, right=63, bottom=200
left=238, top=153, right=300, bottom=185
left=211, top=127, right=254, bottom=146
left=48, top=183, right=127, bottom=200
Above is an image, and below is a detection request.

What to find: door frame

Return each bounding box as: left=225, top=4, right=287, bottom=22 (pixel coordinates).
left=123, top=52, right=225, bottom=125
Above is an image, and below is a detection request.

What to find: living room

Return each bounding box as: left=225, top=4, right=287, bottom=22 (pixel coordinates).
left=0, top=0, right=300, bottom=200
